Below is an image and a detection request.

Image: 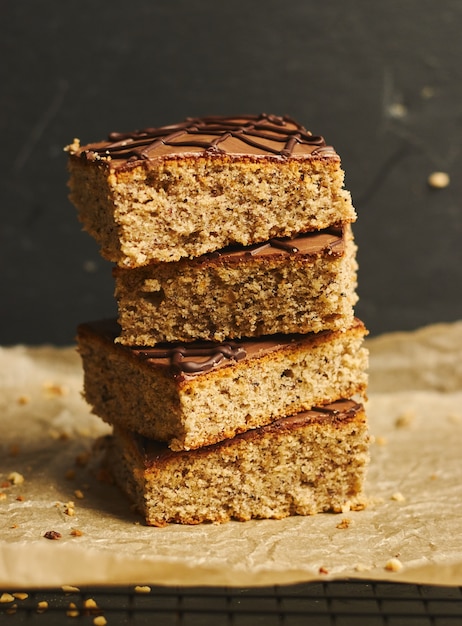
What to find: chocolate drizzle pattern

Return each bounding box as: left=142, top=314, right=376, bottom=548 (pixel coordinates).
left=136, top=342, right=247, bottom=375
left=80, top=114, right=336, bottom=164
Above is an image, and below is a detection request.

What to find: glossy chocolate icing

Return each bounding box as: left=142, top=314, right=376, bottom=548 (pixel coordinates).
left=207, top=226, right=344, bottom=262
left=75, top=114, right=338, bottom=167
left=81, top=319, right=360, bottom=380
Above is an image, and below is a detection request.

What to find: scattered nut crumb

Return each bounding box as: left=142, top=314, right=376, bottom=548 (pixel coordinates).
left=61, top=585, right=80, bottom=593
left=8, top=472, right=24, bottom=485
left=36, top=600, right=49, bottom=613
left=67, top=602, right=80, bottom=617
left=93, top=616, right=107, bottom=626
left=70, top=528, right=84, bottom=537
left=17, top=395, right=30, bottom=405
left=385, top=557, right=403, bottom=572
left=391, top=492, right=406, bottom=502
left=43, top=382, right=68, bottom=397
left=0, top=593, right=15, bottom=603
left=12, top=592, right=28, bottom=600
left=6, top=603, right=18, bottom=615
left=336, top=518, right=352, bottom=529
left=134, top=585, right=152, bottom=594
left=65, top=501, right=76, bottom=516
left=0, top=493, right=7, bottom=501
left=44, top=530, right=62, bottom=540
left=74, top=489, right=84, bottom=499
left=1, top=481, right=11, bottom=488
left=16, top=495, right=25, bottom=502
left=318, top=566, right=329, bottom=575
left=84, top=598, right=99, bottom=610
left=395, top=410, right=416, bottom=428
left=428, top=171, right=450, bottom=189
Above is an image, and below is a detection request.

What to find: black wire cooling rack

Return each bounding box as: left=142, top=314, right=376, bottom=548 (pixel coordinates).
left=1, top=581, right=462, bottom=625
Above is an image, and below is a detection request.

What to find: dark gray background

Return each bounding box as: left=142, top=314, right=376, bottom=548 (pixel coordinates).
left=1, top=0, right=461, bottom=345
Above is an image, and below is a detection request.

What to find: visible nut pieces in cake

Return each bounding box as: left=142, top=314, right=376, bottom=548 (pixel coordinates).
left=78, top=318, right=368, bottom=450
left=114, top=225, right=358, bottom=345
left=67, top=114, right=356, bottom=267
left=109, top=400, right=369, bottom=525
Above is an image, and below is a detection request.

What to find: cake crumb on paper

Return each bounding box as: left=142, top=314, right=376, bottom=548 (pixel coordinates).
left=134, top=585, right=152, bottom=593
left=336, top=518, right=352, bottom=529
left=391, top=492, right=406, bottom=502
left=8, top=471, right=24, bottom=485
left=385, top=557, right=403, bottom=572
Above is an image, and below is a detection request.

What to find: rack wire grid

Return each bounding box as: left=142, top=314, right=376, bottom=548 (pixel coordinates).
left=1, top=581, right=462, bottom=625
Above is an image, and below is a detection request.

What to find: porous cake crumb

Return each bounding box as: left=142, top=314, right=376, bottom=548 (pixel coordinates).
left=78, top=318, right=368, bottom=450
left=114, top=225, right=358, bottom=345
left=108, top=400, right=369, bottom=525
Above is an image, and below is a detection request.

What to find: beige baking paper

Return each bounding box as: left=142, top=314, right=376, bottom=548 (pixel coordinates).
left=1, top=321, right=462, bottom=588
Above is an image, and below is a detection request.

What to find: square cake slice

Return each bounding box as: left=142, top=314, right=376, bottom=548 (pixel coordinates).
left=107, top=400, right=369, bottom=525
left=77, top=319, right=368, bottom=451
left=114, top=225, right=358, bottom=345
left=66, top=114, right=356, bottom=267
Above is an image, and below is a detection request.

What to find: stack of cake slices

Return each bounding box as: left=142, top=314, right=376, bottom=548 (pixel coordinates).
left=67, top=114, right=369, bottom=526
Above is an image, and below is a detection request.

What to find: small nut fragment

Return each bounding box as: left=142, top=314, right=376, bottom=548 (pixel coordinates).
left=8, top=472, right=24, bottom=485
left=62, top=585, right=80, bottom=593
left=134, top=585, right=152, bottom=593
left=36, top=600, right=49, bottom=613
left=428, top=171, right=450, bottom=189
left=70, top=528, right=84, bottom=537
left=385, top=557, right=403, bottom=572
left=84, top=598, right=99, bottom=610
left=0, top=493, right=7, bottom=501
left=93, top=617, right=107, bottom=626
left=0, top=593, right=15, bottom=603
left=391, top=492, right=406, bottom=502
left=12, top=592, right=28, bottom=600
left=336, top=518, right=352, bottom=529
left=67, top=602, right=80, bottom=617
left=74, top=489, right=84, bottom=499
left=44, top=530, right=62, bottom=540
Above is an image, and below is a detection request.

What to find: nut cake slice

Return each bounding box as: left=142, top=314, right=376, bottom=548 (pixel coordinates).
left=77, top=319, right=368, bottom=451
left=66, top=114, right=356, bottom=267
left=114, top=225, right=358, bottom=345
left=107, top=400, right=369, bottom=525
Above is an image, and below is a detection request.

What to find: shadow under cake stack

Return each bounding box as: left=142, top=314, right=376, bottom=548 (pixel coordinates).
left=67, top=114, right=369, bottom=526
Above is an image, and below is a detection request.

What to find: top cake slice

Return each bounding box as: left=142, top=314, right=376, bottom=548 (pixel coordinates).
left=66, top=114, right=356, bottom=268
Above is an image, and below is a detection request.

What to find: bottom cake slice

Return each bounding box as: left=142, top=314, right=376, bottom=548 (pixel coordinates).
left=107, top=399, right=369, bottom=526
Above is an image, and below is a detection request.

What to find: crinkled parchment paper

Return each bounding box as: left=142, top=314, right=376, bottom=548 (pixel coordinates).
left=1, top=321, right=462, bottom=588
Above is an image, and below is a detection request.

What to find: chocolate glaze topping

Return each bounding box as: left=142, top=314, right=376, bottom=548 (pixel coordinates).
left=136, top=342, right=247, bottom=374
left=207, top=226, right=344, bottom=261
left=76, top=114, right=338, bottom=166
